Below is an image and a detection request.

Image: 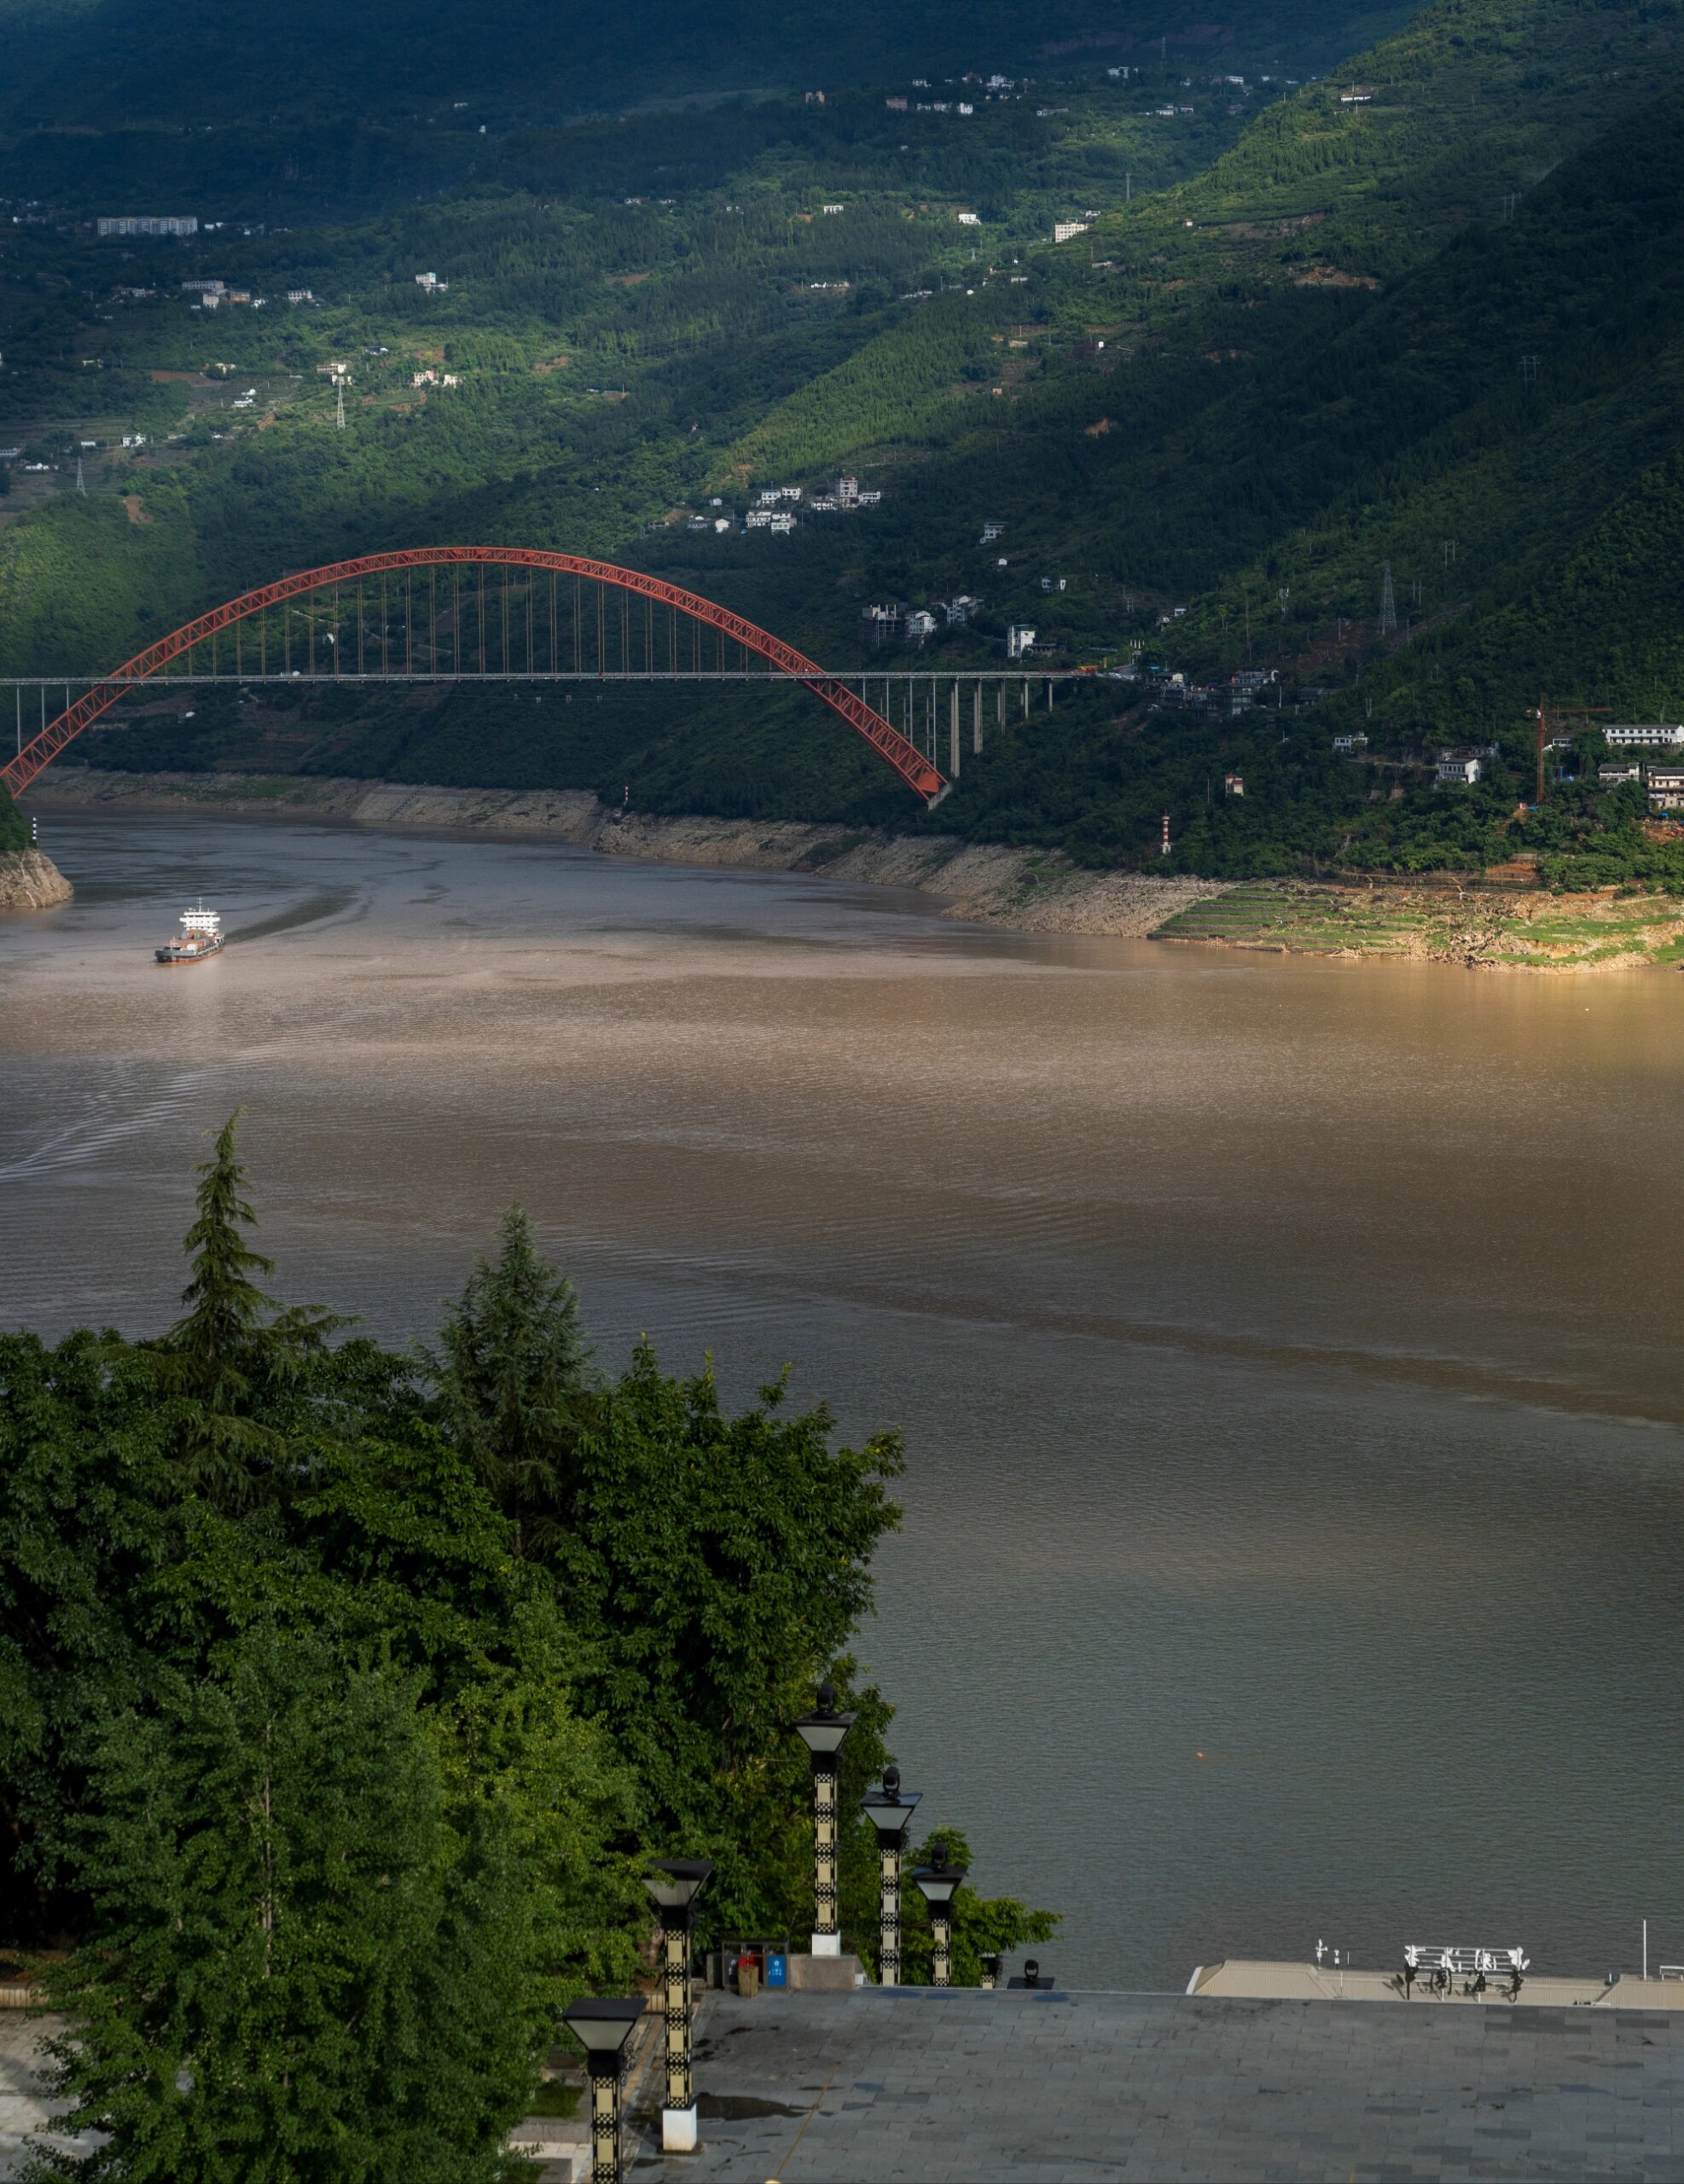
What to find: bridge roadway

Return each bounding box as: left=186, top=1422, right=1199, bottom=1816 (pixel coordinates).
left=1, top=670, right=1084, bottom=684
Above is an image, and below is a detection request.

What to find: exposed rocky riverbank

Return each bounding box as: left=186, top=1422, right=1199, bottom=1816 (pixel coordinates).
left=27, top=770, right=1229, bottom=938
left=29, top=770, right=1680, bottom=967
left=0, top=846, right=73, bottom=910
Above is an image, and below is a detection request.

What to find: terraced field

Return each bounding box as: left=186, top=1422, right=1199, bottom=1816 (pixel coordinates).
left=1153, top=881, right=1684, bottom=970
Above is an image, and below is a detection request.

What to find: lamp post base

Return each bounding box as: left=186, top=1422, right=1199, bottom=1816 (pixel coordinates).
left=662, top=2106, right=699, bottom=2153
left=810, top=1932, right=842, bottom=1957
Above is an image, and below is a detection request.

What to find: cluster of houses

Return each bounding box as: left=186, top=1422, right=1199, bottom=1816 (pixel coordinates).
left=736, top=477, right=885, bottom=534
left=98, top=216, right=196, bottom=237
left=886, top=73, right=1018, bottom=116
left=1420, top=723, right=1684, bottom=802
left=1596, top=726, right=1684, bottom=810
left=1151, top=667, right=1278, bottom=713
left=182, top=280, right=264, bottom=311
left=862, top=596, right=982, bottom=642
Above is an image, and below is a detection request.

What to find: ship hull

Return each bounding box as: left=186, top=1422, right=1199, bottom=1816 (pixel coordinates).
left=154, top=937, right=225, bottom=964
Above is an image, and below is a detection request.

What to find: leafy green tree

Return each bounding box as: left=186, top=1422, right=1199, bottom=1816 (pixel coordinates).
left=545, top=1339, right=905, bottom=1944
left=892, top=1827, right=1060, bottom=1989
left=26, top=1624, right=551, bottom=2184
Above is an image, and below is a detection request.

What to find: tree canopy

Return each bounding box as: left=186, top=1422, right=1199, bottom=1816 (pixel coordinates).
left=0, top=1118, right=1056, bottom=2180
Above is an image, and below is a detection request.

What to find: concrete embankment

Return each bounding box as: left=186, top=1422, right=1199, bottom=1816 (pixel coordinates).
left=26, top=770, right=1230, bottom=938
left=0, top=847, right=73, bottom=910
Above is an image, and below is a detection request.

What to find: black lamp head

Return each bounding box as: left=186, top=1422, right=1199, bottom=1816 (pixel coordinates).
left=561, top=1995, right=647, bottom=2065
left=911, top=1839, right=967, bottom=1908
left=861, top=1776, right=920, bottom=1844
left=794, top=1683, right=856, bottom=1761
left=643, top=1856, right=715, bottom=1915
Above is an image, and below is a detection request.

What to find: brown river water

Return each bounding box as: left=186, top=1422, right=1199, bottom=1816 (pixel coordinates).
left=4, top=812, right=1683, bottom=1989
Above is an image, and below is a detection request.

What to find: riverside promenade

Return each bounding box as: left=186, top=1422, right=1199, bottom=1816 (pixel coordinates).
left=640, top=1984, right=1684, bottom=2182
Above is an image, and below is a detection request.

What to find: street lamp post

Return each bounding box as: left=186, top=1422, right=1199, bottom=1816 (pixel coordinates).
left=560, top=1996, right=647, bottom=2184
left=860, top=1766, right=920, bottom=1988
left=642, top=1857, right=714, bottom=2153
left=793, top=1680, right=856, bottom=1955
left=912, top=1838, right=968, bottom=1988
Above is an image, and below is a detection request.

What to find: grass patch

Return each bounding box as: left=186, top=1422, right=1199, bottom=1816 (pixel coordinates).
left=1153, top=881, right=1684, bottom=967
left=523, top=2081, right=582, bottom=2120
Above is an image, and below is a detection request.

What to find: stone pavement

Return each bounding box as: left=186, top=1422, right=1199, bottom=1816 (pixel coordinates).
left=0, top=2015, right=60, bottom=2175
left=635, top=1987, right=1684, bottom=2181
left=6, top=1988, right=1683, bottom=2181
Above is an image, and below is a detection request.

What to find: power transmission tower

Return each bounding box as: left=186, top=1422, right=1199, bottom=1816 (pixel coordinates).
left=335, top=379, right=346, bottom=431
left=74, top=454, right=85, bottom=494
left=1378, top=559, right=1397, bottom=636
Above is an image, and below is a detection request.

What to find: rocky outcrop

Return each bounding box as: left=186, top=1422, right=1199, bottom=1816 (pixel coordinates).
left=31, top=770, right=1232, bottom=938
left=0, top=847, right=73, bottom=910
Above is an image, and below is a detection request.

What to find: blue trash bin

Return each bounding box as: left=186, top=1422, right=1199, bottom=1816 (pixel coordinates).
left=765, top=1952, right=787, bottom=1988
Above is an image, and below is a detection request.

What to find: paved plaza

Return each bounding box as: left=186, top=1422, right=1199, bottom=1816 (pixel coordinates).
left=641, top=1986, right=1684, bottom=2182
left=7, top=1986, right=1684, bottom=2180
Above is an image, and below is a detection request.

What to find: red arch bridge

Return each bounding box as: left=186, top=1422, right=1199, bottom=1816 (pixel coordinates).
left=1, top=547, right=1078, bottom=807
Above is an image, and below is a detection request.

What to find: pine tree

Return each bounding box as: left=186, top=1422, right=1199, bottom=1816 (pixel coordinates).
left=158, top=1114, right=334, bottom=1507
left=421, top=1209, right=590, bottom=1552
left=170, top=1112, right=276, bottom=1412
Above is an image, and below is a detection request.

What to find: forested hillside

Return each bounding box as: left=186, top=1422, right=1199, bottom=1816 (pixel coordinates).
left=6, top=0, right=1684, bottom=877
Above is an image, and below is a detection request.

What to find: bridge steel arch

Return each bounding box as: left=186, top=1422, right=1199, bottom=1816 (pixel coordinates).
left=0, top=546, right=950, bottom=805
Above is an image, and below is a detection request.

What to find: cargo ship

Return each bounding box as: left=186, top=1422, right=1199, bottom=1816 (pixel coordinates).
left=154, top=903, right=224, bottom=964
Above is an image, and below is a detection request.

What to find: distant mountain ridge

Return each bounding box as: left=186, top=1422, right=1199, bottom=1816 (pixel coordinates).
left=0, top=0, right=1403, bottom=130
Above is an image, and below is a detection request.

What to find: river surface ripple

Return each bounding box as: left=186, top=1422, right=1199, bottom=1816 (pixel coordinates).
left=3, top=813, right=1681, bottom=1989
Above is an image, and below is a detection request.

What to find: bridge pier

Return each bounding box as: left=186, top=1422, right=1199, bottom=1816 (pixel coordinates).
left=949, top=682, right=961, bottom=780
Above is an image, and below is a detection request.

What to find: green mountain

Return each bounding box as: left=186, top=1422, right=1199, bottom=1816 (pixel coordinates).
left=5, top=0, right=1684, bottom=878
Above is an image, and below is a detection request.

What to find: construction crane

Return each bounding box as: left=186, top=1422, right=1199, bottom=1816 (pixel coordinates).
left=1530, top=697, right=1607, bottom=806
